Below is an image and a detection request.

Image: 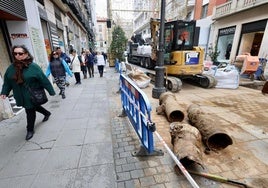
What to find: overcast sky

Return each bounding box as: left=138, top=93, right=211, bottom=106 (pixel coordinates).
left=95, top=0, right=107, bottom=18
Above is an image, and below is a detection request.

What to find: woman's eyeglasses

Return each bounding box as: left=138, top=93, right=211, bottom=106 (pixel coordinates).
left=53, top=53, right=58, bottom=55
left=13, top=52, right=25, bottom=56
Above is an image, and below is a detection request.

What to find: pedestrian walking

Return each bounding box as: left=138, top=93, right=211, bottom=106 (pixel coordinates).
left=56, top=47, right=71, bottom=87
left=102, top=51, right=108, bottom=73
left=95, top=51, right=106, bottom=77
left=85, top=49, right=95, bottom=78
left=80, top=51, right=87, bottom=79
left=70, top=49, right=82, bottom=84
left=0, top=45, right=56, bottom=140
left=45, top=50, right=73, bottom=99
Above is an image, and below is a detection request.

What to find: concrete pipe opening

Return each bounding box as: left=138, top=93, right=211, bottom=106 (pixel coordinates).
left=169, top=110, right=185, bottom=122
left=207, top=133, right=233, bottom=151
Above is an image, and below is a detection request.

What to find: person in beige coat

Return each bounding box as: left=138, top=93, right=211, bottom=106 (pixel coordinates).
left=69, top=49, right=82, bottom=84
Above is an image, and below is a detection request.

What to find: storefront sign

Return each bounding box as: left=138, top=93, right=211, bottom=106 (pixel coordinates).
left=10, top=33, right=28, bottom=40
left=219, top=26, right=236, bottom=36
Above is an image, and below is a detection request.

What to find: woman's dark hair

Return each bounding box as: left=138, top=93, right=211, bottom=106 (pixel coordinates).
left=70, top=49, right=76, bottom=54
left=49, top=51, right=59, bottom=62
left=12, top=45, right=34, bottom=62
left=11, top=45, right=34, bottom=84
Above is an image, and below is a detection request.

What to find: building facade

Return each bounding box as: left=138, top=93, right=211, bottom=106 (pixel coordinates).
left=96, top=17, right=109, bottom=53
left=0, top=0, right=96, bottom=118
left=131, top=0, right=268, bottom=63
left=210, top=0, right=268, bottom=62
left=132, top=0, right=160, bottom=40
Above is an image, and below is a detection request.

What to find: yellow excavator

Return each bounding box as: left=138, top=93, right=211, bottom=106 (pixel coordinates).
left=127, top=18, right=216, bottom=92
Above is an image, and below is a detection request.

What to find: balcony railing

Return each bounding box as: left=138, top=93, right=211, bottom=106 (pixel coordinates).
left=213, top=0, right=268, bottom=20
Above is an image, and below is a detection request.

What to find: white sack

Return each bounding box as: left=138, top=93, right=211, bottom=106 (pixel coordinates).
left=214, top=65, right=239, bottom=89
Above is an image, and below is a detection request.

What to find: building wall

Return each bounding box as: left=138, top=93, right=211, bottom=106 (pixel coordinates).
left=96, top=20, right=108, bottom=53
left=194, top=0, right=203, bottom=20
left=6, top=0, right=48, bottom=71
left=133, top=0, right=159, bottom=40
left=211, top=4, right=268, bottom=62
left=208, top=0, right=216, bottom=16
left=0, top=26, right=11, bottom=77
left=0, top=0, right=96, bottom=118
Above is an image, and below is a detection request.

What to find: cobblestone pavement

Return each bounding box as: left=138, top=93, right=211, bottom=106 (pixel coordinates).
left=108, top=65, right=268, bottom=187
left=0, top=66, right=267, bottom=188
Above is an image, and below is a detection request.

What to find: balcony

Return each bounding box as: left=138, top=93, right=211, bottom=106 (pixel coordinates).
left=69, top=0, right=80, bottom=15
left=213, top=0, right=268, bottom=20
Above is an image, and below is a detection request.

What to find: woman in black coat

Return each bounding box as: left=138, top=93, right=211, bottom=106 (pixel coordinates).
left=0, top=45, right=56, bottom=140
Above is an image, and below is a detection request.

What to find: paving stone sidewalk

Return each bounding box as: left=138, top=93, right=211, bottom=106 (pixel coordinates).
left=2, top=65, right=265, bottom=188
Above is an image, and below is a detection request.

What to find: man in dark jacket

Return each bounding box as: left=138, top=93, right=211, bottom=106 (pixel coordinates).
left=85, top=49, right=95, bottom=78
left=56, top=47, right=71, bottom=64
left=56, top=47, right=71, bottom=86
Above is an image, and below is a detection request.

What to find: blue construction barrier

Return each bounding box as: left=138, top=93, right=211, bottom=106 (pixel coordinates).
left=119, top=74, right=162, bottom=156
left=115, top=58, right=121, bottom=73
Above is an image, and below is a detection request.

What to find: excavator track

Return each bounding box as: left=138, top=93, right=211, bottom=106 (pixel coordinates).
left=192, top=74, right=217, bottom=88
left=129, top=64, right=216, bottom=91
left=145, top=71, right=182, bottom=93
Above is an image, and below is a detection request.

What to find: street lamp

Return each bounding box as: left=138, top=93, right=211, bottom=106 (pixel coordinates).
left=152, top=0, right=166, bottom=99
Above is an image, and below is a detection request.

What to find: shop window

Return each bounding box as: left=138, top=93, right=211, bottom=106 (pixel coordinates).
left=217, top=26, right=236, bottom=60
left=238, top=32, right=264, bottom=56
left=217, top=35, right=234, bottom=60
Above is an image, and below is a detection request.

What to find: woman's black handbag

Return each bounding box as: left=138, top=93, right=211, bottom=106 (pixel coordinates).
left=29, top=87, right=48, bottom=105
left=24, top=83, right=48, bottom=106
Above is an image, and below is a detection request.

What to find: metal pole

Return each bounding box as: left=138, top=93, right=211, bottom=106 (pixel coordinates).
left=107, top=0, right=112, bottom=48
left=152, top=0, right=166, bottom=99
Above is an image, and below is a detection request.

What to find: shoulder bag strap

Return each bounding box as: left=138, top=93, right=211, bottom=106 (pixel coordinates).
left=70, top=56, right=75, bottom=65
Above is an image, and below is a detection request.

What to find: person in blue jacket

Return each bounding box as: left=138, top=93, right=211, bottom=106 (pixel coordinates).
left=46, top=50, right=73, bottom=99
left=56, top=47, right=71, bottom=86
left=1, top=45, right=56, bottom=140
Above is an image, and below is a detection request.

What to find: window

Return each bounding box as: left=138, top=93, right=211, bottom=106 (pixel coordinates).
left=99, top=34, right=103, bottom=41
left=201, top=4, right=208, bottom=19
left=54, top=6, right=61, bottom=21
left=98, top=25, right=102, bottom=32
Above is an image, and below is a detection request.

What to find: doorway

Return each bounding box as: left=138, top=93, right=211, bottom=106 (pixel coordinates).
left=250, top=33, right=263, bottom=56
left=237, top=19, right=267, bottom=56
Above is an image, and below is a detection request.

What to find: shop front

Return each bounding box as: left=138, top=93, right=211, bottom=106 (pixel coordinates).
left=216, top=26, right=236, bottom=61
left=237, top=19, right=267, bottom=57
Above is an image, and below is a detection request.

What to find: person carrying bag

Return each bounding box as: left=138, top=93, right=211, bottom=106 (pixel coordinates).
left=0, top=45, right=56, bottom=140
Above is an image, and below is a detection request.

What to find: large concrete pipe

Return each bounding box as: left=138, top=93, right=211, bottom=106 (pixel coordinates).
left=187, top=104, right=233, bottom=151
left=170, top=122, right=203, bottom=167
left=156, top=92, right=185, bottom=122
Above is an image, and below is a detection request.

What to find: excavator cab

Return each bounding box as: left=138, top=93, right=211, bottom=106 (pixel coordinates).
left=164, top=20, right=196, bottom=53
left=163, top=20, right=204, bottom=77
